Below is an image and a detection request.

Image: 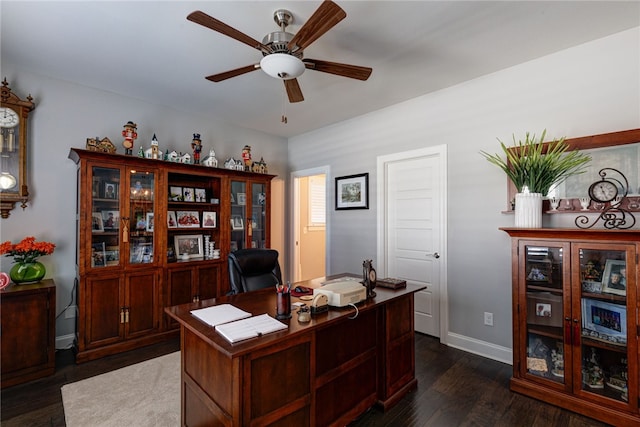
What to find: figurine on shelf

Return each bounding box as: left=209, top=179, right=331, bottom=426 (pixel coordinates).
left=242, top=145, right=252, bottom=171
left=202, top=149, right=218, bottom=167
left=145, top=134, right=160, bottom=160
left=583, top=260, right=601, bottom=281
left=583, top=348, right=604, bottom=389
left=191, top=133, right=203, bottom=164
left=137, top=145, right=144, bottom=158
left=121, top=121, right=138, bottom=155
left=224, top=157, right=237, bottom=170
left=551, top=343, right=564, bottom=378
left=179, top=152, right=191, bottom=164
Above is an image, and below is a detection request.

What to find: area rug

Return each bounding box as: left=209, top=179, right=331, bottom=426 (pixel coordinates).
left=61, top=352, right=180, bottom=426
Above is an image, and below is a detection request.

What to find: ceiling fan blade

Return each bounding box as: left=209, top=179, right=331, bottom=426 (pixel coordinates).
left=304, top=59, right=372, bottom=81
left=288, top=1, right=346, bottom=52
left=188, top=10, right=267, bottom=52
left=284, top=79, right=304, bottom=103
left=206, top=64, right=260, bottom=82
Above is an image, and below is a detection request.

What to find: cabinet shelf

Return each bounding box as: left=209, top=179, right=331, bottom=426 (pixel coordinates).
left=527, top=325, right=563, bottom=340
left=527, top=284, right=563, bottom=293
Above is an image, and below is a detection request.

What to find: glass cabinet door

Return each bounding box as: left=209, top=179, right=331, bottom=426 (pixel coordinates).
left=128, top=170, right=155, bottom=265
left=230, top=180, right=246, bottom=251
left=251, top=182, right=266, bottom=249
left=90, top=166, right=121, bottom=269
left=522, top=242, right=568, bottom=386
left=575, top=244, right=633, bottom=404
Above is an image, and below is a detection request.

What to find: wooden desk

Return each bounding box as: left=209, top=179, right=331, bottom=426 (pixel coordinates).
left=165, top=275, right=425, bottom=426
left=1, top=280, right=56, bottom=388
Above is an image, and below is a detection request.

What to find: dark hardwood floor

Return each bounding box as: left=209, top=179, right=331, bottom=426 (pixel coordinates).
left=1, top=333, right=610, bottom=427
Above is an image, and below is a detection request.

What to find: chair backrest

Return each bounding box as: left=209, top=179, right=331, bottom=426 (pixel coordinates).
left=228, top=248, right=283, bottom=294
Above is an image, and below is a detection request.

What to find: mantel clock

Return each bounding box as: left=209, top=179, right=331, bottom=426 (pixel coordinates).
left=0, top=78, right=35, bottom=218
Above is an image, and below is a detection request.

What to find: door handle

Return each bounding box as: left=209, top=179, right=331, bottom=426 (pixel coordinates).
left=426, top=252, right=440, bottom=259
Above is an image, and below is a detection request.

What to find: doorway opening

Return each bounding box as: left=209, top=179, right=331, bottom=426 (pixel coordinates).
left=291, top=167, right=329, bottom=282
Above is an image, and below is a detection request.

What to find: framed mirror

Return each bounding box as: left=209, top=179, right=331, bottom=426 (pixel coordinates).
left=505, top=128, right=640, bottom=212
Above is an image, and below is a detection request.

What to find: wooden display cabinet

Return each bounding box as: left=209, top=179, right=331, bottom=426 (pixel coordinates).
left=1, top=280, right=56, bottom=388
left=502, top=228, right=639, bottom=426
left=69, top=148, right=274, bottom=362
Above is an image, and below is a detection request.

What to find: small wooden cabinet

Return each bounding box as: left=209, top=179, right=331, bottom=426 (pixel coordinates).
left=69, top=148, right=274, bottom=362
left=1, top=280, right=56, bottom=388
left=502, top=228, right=639, bottom=426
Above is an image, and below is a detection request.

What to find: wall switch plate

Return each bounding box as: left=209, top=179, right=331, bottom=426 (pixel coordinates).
left=484, top=312, right=494, bottom=326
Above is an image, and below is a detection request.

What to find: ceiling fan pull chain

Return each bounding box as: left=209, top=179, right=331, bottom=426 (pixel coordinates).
left=281, top=91, right=288, bottom=124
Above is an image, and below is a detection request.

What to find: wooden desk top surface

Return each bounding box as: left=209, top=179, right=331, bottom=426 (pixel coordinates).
left=165, top=274, right=425, bottom=358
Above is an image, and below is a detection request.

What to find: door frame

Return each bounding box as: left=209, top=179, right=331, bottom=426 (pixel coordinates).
left=290, top=166, right=331, bottom=282
left=376, top=145, right=448, bottom=343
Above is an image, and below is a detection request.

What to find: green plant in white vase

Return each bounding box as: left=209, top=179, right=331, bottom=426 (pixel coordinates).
left=480, top=129, right=591, bottom=196
left=480, top=130, right=591, bottom=227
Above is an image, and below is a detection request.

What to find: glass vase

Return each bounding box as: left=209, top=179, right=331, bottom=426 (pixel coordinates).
left=9, top=261, right=46, bottom=284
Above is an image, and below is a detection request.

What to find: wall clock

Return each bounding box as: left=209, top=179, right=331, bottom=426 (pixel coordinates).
left=0, top=78, right=35, bottom=218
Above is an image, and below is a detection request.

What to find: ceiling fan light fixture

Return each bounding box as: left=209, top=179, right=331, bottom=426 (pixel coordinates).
left=260, top=53, right=305, bottom=80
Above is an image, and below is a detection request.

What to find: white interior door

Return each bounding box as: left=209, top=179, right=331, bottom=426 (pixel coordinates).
left=377, top=146, right=447, bottom=339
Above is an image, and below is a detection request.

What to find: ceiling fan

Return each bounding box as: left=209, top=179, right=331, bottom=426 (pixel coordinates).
left=187, top=0, right=372, bottom=103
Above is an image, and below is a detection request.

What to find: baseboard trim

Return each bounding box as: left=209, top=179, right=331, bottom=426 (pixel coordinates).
left=446, top=332, right=513, bottom=365
left=56, top=333, right=76, bottom=350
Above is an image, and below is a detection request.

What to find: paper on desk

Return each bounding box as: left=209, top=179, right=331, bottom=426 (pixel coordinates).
left=215, top=313, right=288, bottom=344
left=190, top=304, right=251, bottom=327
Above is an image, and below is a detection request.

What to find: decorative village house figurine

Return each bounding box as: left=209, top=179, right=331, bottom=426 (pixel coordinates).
left=242, top=145, right=252, bottom=171
left=224, top=157, right=237, bottom=169
left=202, top=149, right=218, bottom=167
left=146, top=133, right=160, bottom=159
left=167, top=150, right=179, bottom=162
left=121, top=121, right=137, bottom=155
left=86, top=136, right=116, bottom=154
left=179, top=152, right=191, bottom=164
left=191, top=133, right=202, bottom=164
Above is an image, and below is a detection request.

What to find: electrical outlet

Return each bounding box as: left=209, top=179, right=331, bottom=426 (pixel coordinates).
left=484, top=312, right=494, bottom=326
left=65, top=305, right=77, bottom=319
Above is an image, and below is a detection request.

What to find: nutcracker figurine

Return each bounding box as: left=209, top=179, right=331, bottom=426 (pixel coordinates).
left=242, top=145, right=252, bottom=171
left=121, top=121, right=138, bottom=155
left=191, top=133, right=202, bottom=164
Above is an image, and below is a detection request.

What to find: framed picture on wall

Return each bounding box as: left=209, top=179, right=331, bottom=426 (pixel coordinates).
left=335, top=173, right=369, bottom=210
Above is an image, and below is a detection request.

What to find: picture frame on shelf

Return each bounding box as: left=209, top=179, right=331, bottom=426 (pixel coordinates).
left=104, top=182, right=118, bottom=200
left=134, top=210, right=147, bottom=231
left=91, top=242, right=106, bottom=268
left=130, top=239, right=153, bottom=264
left=231, top=215, right=244, bottom=230
left=174, top=234, right=204, bottom=260
left=182, top=187, right=195, bottom=202
left=237, top=192, right=246, bottom=205
left=169, top=186, right=183, bottom=202
left=602, top=259, right=626, bottom=296
left=335, top=173, right=369, bottom=210
left=146, top=212, right=154, bottom=232
left=105, top=246, right=119, bottom=266
left=258, top=192, right=266, bottom=205
left=195, top=188, right=207, bottom=203
left=202, top=211, right=216, bottom=228
left=167, top=211, right=178, bottom=228
left=176, top=211, right=200, bottom=228
left=101, top=210, right=119, bottom=230
left=92, top=212, right=104, bottom=232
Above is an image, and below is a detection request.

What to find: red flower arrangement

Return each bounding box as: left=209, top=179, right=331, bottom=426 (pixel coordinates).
left=0, top=236, right=56, bottom=264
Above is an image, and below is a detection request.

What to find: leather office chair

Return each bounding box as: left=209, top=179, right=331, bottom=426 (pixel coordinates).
left=228, top=248, right=283, bottom=294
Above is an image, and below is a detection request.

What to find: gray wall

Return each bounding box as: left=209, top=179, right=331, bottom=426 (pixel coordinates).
left=288, top=27, right=640, bottom=361
left=0, top=66, right=288, bottom=348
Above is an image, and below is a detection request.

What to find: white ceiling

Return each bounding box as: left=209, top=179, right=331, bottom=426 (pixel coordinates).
left=2, top=1, right=639, bottom=138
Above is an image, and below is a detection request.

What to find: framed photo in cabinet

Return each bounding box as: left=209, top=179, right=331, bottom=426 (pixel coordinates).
left=146, top=213, right=154, bottom=232
left=91, top=242, right=106, bottom=267
left=169, top=186, right=183, bottom=202
left=581, top=298, right=627, bottom=344
left=231, top=215, right=244, bottom=230
left=92, top=212, right=104, bottom=232
left=102, top=211, right=119, bottom=230
left=202, top=211, right=216, bottom=228
left=177, top=211, right=200, bottom=227
left=167, top=211, right=177, bottom=228
left=92, top=177, right=101, bottom=197
left=195, top=188, right=206, bottom=203
left=602, top=260, right=626, bottom=296
left=105, top=246, right=119, bottom=266
left=104, top=182, right=118, bottom=199
left=174, top=234, right=203, bottom=259
left=237, top=193, right=246, bottom=205
left=183, top=187, right=195, bottom=202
